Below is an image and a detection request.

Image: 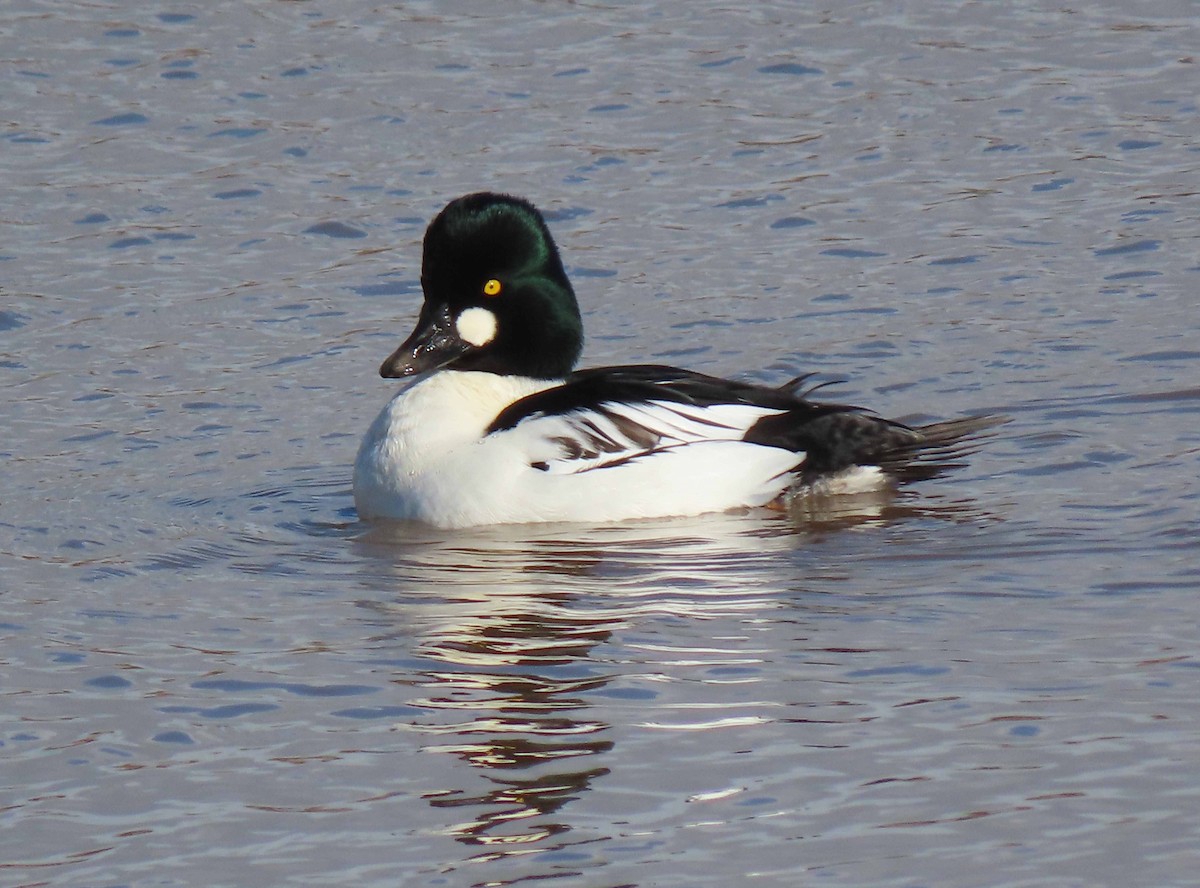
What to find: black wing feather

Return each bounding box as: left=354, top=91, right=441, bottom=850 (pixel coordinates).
left=486, top=364, right=845, bottom=433
left=485, top=364, right=1005, bottom=486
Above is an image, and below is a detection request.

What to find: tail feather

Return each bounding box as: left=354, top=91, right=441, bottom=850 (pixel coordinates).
left=782, top=410, right=1008, bottom=488
left=878, top=414, right=1009, bottom=483
left=741, top=373, right=1006, bottom=489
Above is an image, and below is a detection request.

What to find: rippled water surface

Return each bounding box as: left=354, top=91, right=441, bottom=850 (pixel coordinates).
left=4, top=2, right=1199, bottom=886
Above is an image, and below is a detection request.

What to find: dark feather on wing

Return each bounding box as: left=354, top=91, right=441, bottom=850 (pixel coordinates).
left=486, top=364, right=844, bottom=433
left=485, top=363, right=1006, bottom=485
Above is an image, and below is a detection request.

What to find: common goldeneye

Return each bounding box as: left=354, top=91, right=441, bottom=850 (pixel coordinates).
left=353, top=192, right=1001, bottom=527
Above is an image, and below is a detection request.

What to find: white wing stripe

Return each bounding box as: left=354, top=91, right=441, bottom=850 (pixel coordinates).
left=516, top=400, right=788, bottom=475
left=606, top=400, right=783, bottom=441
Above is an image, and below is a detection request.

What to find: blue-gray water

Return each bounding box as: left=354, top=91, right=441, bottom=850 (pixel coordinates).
left=4, top=2, right=1199, bottom=886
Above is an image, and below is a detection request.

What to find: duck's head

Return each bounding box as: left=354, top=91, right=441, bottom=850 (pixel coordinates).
left=379, top=192, right=583, bottom=380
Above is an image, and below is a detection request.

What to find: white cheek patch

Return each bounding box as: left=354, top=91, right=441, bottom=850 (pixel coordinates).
left=455, top=307, right=498, bottom=347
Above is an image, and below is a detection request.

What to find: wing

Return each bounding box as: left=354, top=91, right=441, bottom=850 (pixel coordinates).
left=485, top=364, right=1004, bottom=485
left=488, top=364, right=838, bottom=426
left=510, top=397, right=789, bottom=475
left=485, top=366, right=806, bottom=475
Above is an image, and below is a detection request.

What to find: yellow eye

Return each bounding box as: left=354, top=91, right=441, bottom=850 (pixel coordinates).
left=483, top=278, right=502, bottom=297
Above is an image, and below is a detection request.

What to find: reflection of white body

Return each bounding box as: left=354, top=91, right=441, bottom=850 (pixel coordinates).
left=354, top=370, right=826, bottom=528
left=356, top=509, right=810, bottom=638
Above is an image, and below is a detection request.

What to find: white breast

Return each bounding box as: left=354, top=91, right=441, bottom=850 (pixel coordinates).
left=353, top=371, right=556, bottom=522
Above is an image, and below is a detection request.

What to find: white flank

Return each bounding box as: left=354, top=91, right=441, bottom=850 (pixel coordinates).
left=455, top=307, right=497, bottom=347
left=795, top=465, right=886, bottom=496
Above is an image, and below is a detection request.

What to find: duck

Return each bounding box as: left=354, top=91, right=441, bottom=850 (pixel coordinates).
left=353, top=192, right=1001, bottom=527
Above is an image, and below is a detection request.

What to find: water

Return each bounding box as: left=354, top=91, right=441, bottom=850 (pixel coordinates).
left=3, top=1, right=1199, bottom=885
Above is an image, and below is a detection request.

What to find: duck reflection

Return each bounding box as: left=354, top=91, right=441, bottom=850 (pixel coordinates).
left=419, top=673, right=612, bottom=851
left=351, top=512, right=800, bottom=852
left=403, top=590, right=616, bottom=851
left=350, top=497, right=985, bottom=854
